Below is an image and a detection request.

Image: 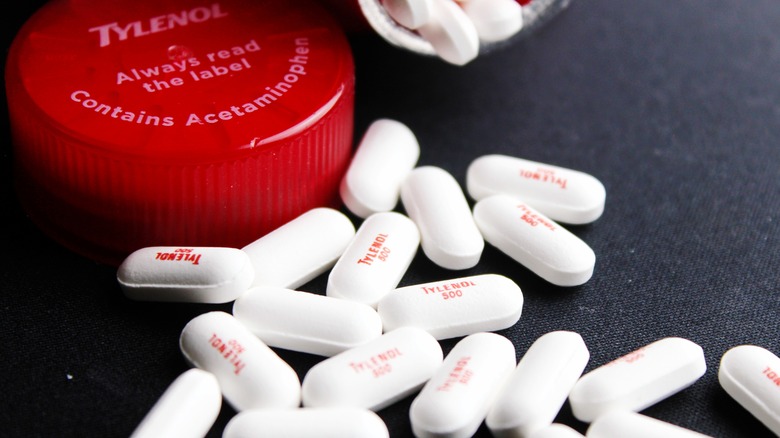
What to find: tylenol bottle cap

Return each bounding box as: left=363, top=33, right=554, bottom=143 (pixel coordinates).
left=6, top=0, right=355, bottom=266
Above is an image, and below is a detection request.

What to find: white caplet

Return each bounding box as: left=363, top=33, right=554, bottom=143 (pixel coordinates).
left=487, top=331, right=590, bottom=438
left=117, top=246, right=254, bottom=303
left=473, top=193, right=595, bottom=287
left=529, top=424, right=585, bottom=438
left=568, top=337, right=707, bottom=423
left=462, top=0, right=524, bottom=43
left=129, top=368, right=221, bottom=438
left=232, top=286, right=383, bottom=357
left=416, top=0, right=480, bottom=65
left=340, top=118, right=420, bottom=219
left=241, top=207, right=355, bottom=289
left=326, top=211, right=420, bottom=308
left=401, top=165, right=484, bottom=270
left=467, top=154, right=606, bottom=225
left=718, top=344, right=780, bottom=436
left=382, top=0, right=432, bottom=29
left=377, top=273, right=523, bottom=340
left=301, top=326, right=443, bottom=411
left=410, top=332, right=517, bottom=438
left=222, top=407, right=390, bottom=438
left=179, top=311, right=301, bottom=411
left=586, top=410, right=713, bottom=438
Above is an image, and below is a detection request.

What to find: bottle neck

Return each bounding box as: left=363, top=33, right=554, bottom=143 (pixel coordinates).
left=352, top=0, right=574, bottom=62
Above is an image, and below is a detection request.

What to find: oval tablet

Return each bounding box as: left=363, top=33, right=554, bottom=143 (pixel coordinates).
left=528, top=424, right=585, bottom=438
left=130, top=368, right=221, bottom=438
left=487, top=331, right=589, bottom=438
left=222, top=407, right=390, bottom=438
left=400, top=166, right=484, bottom=270
left=117, top=246, right=254, bottom=303
left=377, top=273, right=523, bottom=340
left=473, top=193, right=595, bottom=287
left=301, top=326, right=443, bottom=411
left=417, top=0, right=480, bottom=65
left=568, top=337, right=707, bottom=423
left=232, top=286, right=383, bottom=357
left=410, top=332, right=516, bottom=438
left=340, top=119, right=421, bottom=219
left=179, top=311, right=301, bottom=411
left=718, top=344, right=780, bottom=436
left=327, top=211, right=420, bottom=308
left=241, top=207, right=356, bottom=289
left=586, top=410, right=713, bottom=438
left=467, top=154, right=606, bottom=225
left=461, top=0, right=524, bottom=43
left=383, top=0, right=432, bottom=29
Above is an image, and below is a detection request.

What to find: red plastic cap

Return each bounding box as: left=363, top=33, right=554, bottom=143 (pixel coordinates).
left=6, top=0, right=355, bottom=266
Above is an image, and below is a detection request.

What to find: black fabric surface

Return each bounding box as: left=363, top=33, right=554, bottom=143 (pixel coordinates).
left=3, top=1, right=780, bottom=437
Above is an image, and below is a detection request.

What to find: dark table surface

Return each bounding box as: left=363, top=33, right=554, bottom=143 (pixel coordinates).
left=3, top=0, right=780, bottom=437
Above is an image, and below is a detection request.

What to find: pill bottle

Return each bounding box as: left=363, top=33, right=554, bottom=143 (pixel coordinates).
left=317, top=0, right=573, bottom=65
left=5, top=0, right=355, bottom=266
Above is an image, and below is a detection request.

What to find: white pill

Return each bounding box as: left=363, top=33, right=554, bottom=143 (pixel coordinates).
left=487, top=330, right=590, bottom=438
left=232, top=286, right=383, bottom=357
left=473, top=193, right=595, bottom=287
left=586, top=410, right=713, bottom=438
left=467, top=154, right=606, bottom=225
left=340, top=119, right=421, bottom=219
left=327, top=211, right=420, bottom=308
left=222, top=407, right=390, bottom=438
left=377, top=273, right=523, bottom=340
left=528, top=424, right=585, bottom=438
left=129, top=368, right=221, bottom=438
left=301, top=326, right=443, bottom=411
left=410, top=332, right=516, bottom=438
left=383, top=0, right=432, bottom=29
left=179, top=311, right=301, bottom=411
left=117, top=246, right=254, bottom=304
left=400, top=166, right=484, bottom=270
left=568, top=337, right=707, bottom=423
left=718, top=344, right=780, bottom=435
left=241, top=207, right=355, bottom=289
left=416, top=0, right=480, bottom=65
left=461, top=0, right=524, bottom=43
